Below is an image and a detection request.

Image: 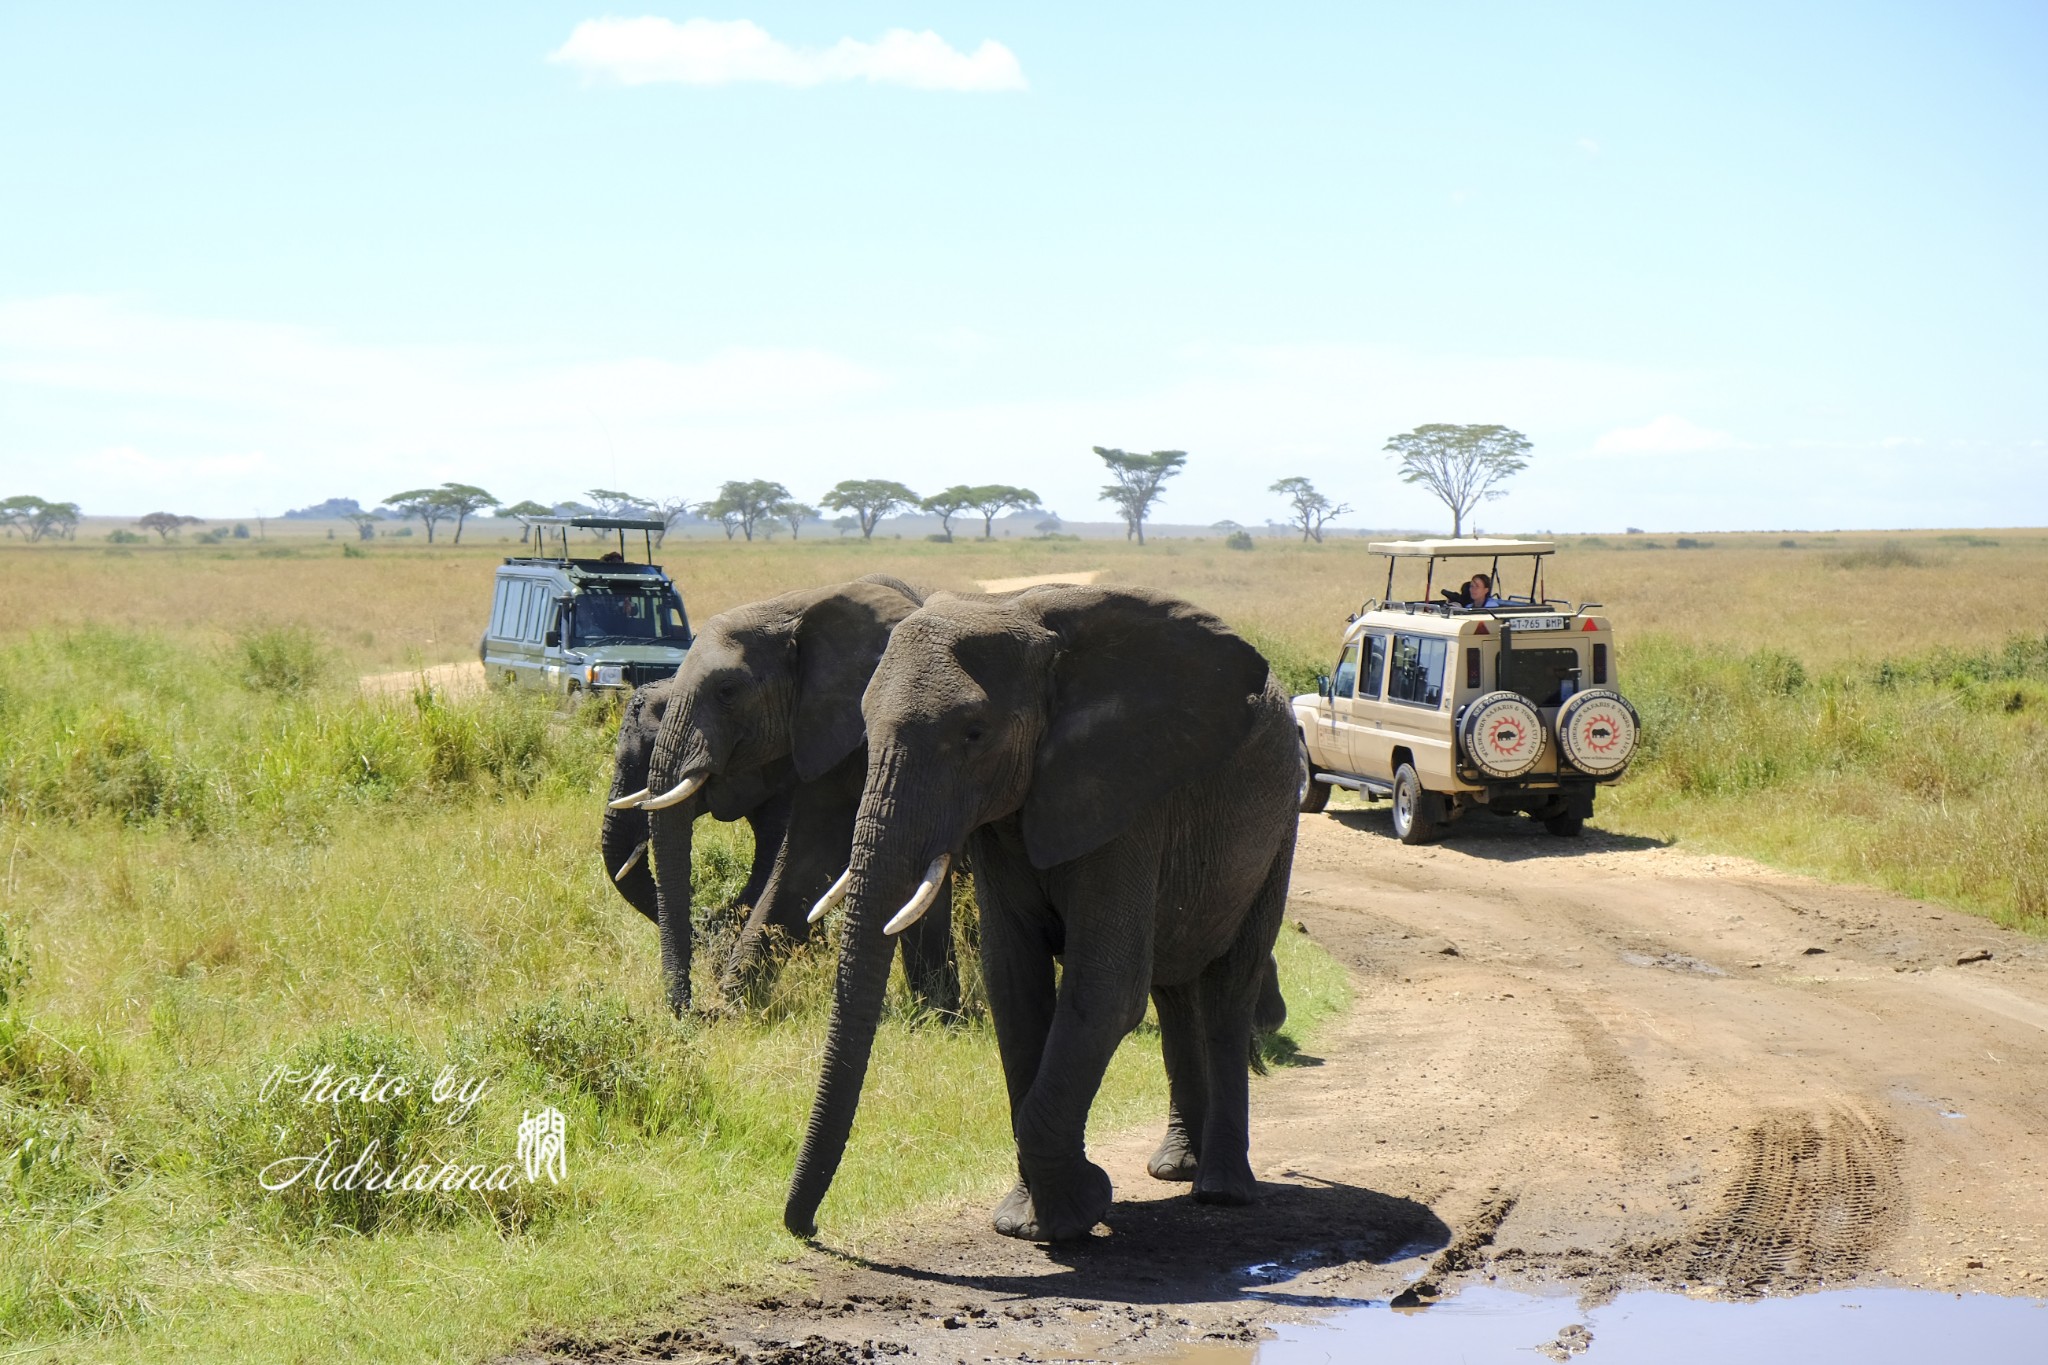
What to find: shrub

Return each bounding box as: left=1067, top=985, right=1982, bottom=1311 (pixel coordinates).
left=1674, top=537, right=1711, bottom=550
left=494, top=995, right=700, bottom=1133
left=103, top=529, right=144, bottom=545
left=1224, top=531, right=1255, bottom=551
left=1827, top=541, right=1924, bottom=570
left=238, top=626, right=329, bottom=695
left=1778, top=538, right=1800, bottom=549
left=232, top=523, right=251, bottom=539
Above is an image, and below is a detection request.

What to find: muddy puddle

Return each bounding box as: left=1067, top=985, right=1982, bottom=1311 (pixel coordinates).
left=1164, top=1284, right=2047, bottom=1364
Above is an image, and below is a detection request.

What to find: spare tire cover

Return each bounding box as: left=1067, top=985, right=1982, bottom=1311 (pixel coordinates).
left=1461, top=691, right=1545, bottom=779
left=1556, top=688, right=1640, bottom=776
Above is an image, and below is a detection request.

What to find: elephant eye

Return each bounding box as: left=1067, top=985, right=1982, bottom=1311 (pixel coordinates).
left=963, top=724, right=987, bottom=745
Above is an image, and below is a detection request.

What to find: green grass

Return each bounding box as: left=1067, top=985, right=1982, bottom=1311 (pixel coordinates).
left=1600, top=633, right=2048, bottom=931
left=0, top=630, right=1352, bottom=1361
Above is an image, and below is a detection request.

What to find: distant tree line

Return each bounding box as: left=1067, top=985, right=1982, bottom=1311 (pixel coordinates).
left=7, top=423, right=1534, bottom=552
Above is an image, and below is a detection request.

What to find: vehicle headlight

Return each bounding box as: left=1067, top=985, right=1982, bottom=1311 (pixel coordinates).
left=590, top=664, right=624, bottom=687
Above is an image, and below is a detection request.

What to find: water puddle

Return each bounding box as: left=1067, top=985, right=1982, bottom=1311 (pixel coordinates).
left=1166, top=1284, right=2046, bottom=1363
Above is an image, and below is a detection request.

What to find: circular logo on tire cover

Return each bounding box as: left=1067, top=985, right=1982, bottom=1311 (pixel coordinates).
left=1463, top=692, right=1544, bottom=779
left=1558, top=691, right=1638, bottom=776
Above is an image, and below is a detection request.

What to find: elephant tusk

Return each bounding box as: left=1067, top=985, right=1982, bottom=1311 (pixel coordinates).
left=640, top=771, right=707, bottom=811
left=606, top=787, right=651, bottom=810
left=808, top=867, right=853, bottom=924
left=612, top=841, right=648, bottom=882
left=884, top=854, right=952, bottom=937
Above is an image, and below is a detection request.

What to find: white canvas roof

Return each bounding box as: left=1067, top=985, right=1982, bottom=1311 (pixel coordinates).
left=1367, top=537, right=1555, bottom=558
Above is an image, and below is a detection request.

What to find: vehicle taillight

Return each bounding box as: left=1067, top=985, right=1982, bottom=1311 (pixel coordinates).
left=1466, top=647, right=1482, bottom=689
left=1592, top=643, right=1608, bottom=685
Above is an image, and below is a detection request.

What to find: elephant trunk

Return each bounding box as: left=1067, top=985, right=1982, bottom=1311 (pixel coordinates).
left=784, top=748, right=921, bottom=1237
left=648, top=803, right=698, bottom=1016
left=601, top=799, right=658, bottom=923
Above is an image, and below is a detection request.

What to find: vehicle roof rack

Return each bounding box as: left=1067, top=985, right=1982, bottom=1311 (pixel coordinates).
left=1366, top=537, right=1555, bottom=557
left=522, top=516, right=666, bottom=532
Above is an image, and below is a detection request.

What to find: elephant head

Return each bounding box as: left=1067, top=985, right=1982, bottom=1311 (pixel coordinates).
left=784, top=586, right=1272, bottom=1237
left=625, top=576, right=924, bottom=1015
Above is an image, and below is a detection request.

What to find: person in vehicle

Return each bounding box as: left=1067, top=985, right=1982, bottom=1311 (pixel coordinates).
left=1442, top=573, right=1502, bottom=608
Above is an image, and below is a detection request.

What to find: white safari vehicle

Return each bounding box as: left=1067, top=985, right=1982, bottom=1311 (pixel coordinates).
left=1294, top=538, right=1641, bottom=843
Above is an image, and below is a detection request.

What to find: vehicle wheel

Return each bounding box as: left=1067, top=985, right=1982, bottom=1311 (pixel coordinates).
left=1297, top=737, right=1331, bottom=813
left=1544, top=813, right=1585, bottom=838
left=1390, top=764, right=1440, bottom=845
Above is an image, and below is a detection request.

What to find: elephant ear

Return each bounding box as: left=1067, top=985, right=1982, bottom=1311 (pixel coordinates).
left=790, top=580, right=919, bottom=781
left=1021, top=588, right=1272, bottom=869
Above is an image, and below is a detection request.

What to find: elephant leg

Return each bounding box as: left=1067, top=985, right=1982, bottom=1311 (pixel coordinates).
left=895, top=874, right=960, bottom=1020
left=1192, top=839, right=1293, bottom=1207
left=722, top=777, right=846, bottom=1006
left=736, top=790, right=793, bottom=915
left=1148, top=980, right=1207, bottom=1182
left=999, top=848, right=1156, bottom=1242
left=969, top=834, right=1060, bottom=1232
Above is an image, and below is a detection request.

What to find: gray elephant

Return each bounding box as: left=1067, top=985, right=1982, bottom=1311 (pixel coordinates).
left=784, top=586, right=1299, bottom=1242
left=604, top=576, right=959, bottom=1017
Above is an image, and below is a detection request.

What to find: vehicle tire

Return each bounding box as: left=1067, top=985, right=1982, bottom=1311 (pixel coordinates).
left=1390, top=764, right=1440, bottom=845
left=1544, top=812, right=1585, bottom=838
left=1555, top=689, right=1640, bottom=777
left=1297, top=736, right=1331, bottom=813
left=1459, top=690, right=1546, bottom=779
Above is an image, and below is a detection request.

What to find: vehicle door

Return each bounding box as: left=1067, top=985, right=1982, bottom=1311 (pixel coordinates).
left=1382, top=631, right=1454, bottom=783
left=484, top=577, right=531, bottom=689
left=509, top=579, right=554, bottom=691
left=1343, top=631, right=1392, bottom=778
left=1307, top=638, right=1360, bottom=771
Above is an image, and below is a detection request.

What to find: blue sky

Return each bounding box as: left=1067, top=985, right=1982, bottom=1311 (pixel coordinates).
left=2, top=2, right=2043, bottom=530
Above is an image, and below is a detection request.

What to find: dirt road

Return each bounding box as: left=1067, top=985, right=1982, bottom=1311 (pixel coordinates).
left=535, top=806, right=2048, bottom=1363
left=358, top=660, right=486, bottom=700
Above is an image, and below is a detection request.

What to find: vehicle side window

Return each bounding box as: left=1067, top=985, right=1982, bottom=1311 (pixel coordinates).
left=522, top=585, right=547, bottom=642
left=1358, top=634, right=1388, bottom=700
left=1332, top=641, right=1360, bottom=698
left=489, top=581, right=511, bottom=638
left=1388, top=634, right=1448, bottom=708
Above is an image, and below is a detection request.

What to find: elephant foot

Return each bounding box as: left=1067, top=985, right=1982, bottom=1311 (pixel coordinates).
left=1147, top=1127, right=1199, bottom=1182
left=1192, top=1154, right=1258, bottom=1207
left=992, top=1163, right=1113, bottom=1242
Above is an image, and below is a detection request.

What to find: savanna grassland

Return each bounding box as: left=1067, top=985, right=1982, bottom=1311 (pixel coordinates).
left=0, top=522, right=2043, bottom=1361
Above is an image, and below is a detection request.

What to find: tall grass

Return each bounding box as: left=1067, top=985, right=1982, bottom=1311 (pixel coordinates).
left=1606, top=633, right=2048, bottom=930
left=0, top=629, right=1351, bottom=1361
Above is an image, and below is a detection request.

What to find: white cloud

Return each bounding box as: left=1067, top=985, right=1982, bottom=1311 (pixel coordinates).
left=548, top=18, right=1027, bottom=92
left=1576, top=137, right=1601, bottom=157
left=1591, top=414, right=1744, bottom=454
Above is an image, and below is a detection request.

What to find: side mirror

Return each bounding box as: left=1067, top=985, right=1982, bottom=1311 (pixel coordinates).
left=1315, top=674, right=1331, bottom=698
left=544, top=630, right=561, bottom=647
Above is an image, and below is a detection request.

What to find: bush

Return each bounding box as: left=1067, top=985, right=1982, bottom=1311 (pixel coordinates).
left=1674, top=537, right=1711, bottom=550
left=1827, top=540, right=1924, bottom=570
left=1224, top=530, right=1255, bottom=551
left=495, top=995, right=701, bottom=1133
left=232, top=523, right=251, bottom=539
left=104, top=530, right=144, bottom=545
left=237, top=626, right=329, bottom=695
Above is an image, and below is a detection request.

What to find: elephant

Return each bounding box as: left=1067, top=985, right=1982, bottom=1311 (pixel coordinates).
left=783, top=585, right=1300, bottom=1243
left=605, top=575, right=960, bottom=1017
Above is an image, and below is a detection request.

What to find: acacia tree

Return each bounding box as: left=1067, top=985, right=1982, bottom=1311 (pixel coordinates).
left=696, top=480, right=788, bottom=542
left=496, top=499, right=554, bottom=549
left=654, top=496, right=694, bottom=547
left=1094, top=448, right=1186, bottom=545
left=820, top=479, right=920, bottom=540
left=437, top=483, right=498, bottom=544
left=584, top=488, right=652, bottom=519
left=775, top=500, right=818, bottom=539
left=1269, top=476, right=1352, bottom=543
left=967, top=484, right=1041, bottom=539
left=919, top=485, right=977, bottom=540
left=342, top=510, right=379, bottom=542
left=384, top=488, right=455, bottom=543
left=136, top=511, right=203, bottom=542
left=1383, top=424, right=1531, bottom=537
left=4, top=496, right=81, bottom=541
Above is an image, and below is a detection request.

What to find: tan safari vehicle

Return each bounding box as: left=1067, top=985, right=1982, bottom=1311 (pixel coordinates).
left=1294, top=538, right=1641, bottom=843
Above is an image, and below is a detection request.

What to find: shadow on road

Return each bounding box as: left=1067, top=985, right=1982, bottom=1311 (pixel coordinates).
left=1326, top=806, right=1671, bottom=861
left=817, top=1173, right=1449, bottom=1309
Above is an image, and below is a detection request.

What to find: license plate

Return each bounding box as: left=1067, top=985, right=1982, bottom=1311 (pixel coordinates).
left=1506, top=615, right=1567, bottom=632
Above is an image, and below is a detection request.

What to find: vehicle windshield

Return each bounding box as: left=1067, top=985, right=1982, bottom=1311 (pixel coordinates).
left=569, top=586, right=688, bottom=645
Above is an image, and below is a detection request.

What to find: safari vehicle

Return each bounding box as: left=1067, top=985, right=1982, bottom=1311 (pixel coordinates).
left=478, top=517, right=691, bottom=700
left=1293, top=538, right=1641, bottom=843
